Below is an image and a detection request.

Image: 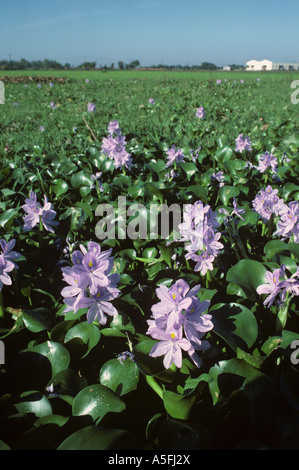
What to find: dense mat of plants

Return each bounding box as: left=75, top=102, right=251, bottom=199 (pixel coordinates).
left=0, top=75, right=298, bottom=450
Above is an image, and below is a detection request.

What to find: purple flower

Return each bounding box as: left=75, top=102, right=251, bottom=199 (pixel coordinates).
left=255, top=151, right=278, bottom=174
left=85, top=79, right=90, bottom=83
left=37, top=83, right=42, bottom=88
left=150, top=280, right=195, bottom=330
left=147, top=279, right=213, bottom=369
left=256, top=265, right=299, bottom=308
left=196, top=106, right=205, bottom=119
left=113, top=149, right=133, bottom=169
left=50, top=102, right=57, bottom=110
left=101, top=122, right=132, bottom=169
left=235, top=133, right=252, bottom=153
left=211, top=171, right=225, bottom=187
left=61, top=241, right=120, bottom=323
left=216, top=79, right=222, bottom=84
left=40, top=126, right=45, bottom=132
left=256, top=266, right=285, bottom=306
left=149, top=326, right=192, bottom=369
left=252, top=186, right=287, bottom=222
left=0, top=256, right=14, bottom=291
left=187, top=251, right=215, bottom=276
left=22, top=192, right=58, bottom=233
left=87, top=102, right=96, bottom=113
left=149, top=98, right=155, bottom=104
left=274, top=201, right=299, bottom=242
left=107, top=120, right=121, bottom=135
left=84, top=286, right=120, bottom=324
left=231, top=198, right=245, bottom=220
left=49, top=82, right=54, bottom=87
left=180, top=298, right=213, bottom=350
left=0, top=239, right=21, bottom=292
left=166, top=145, right=185, bottom=167
left=178, top=200, right=222, bottom=275
left=0, top=239, right=21, bottom=268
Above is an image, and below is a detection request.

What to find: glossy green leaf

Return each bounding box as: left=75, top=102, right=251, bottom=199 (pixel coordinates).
left=210, top=302, right=258, bottom=351
left=99, top=358, right=139, bottom=396
left=57, top=425, right=140, bottom=450
left=30, top=341, right=70, bottom=378
left=72, top=384, right=126, bottom=423
left=64, top=321, right=101, bottom=358
left=226, top=259, right=267, bottom=302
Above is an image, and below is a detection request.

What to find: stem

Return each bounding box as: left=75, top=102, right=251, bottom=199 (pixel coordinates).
left=146, top=375, right=163, bottom=400
left=205, top=269, right=211, bottom=288
left=83, top=114, right=97, bottom=141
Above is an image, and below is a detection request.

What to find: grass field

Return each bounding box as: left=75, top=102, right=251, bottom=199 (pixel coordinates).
left=1, top=68, right=299, bottom=82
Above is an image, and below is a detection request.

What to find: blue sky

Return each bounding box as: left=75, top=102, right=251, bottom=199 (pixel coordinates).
left=0, top=0, right=298, bottom=67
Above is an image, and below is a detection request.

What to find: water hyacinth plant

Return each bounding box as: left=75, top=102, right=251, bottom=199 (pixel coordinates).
left=0, top=73, right=298, bottom=450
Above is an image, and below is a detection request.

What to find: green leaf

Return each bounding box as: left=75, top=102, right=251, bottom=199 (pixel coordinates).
left=64, top=321, right=101, bottom=358
left=214, top=146, right=233, bottom=162
left=210, top=302, right=258, bottom=351
left=218, top=185, right=240, bottom=205
left=71, top=171, right=93, bottom=188
left=57, top=425, right=140, bottom=450
left=51, top=178, right=69, bottom=197
left=179, top=162, right=198, bottom=179
left=31, top=341, right=70, bottom=378
left=13, top=391, right=52, bottom=418
left=208, top=358, right=272, bottom=405
left=264, top=240, right=289, bottom=260
left=163, top=389, right=197, bottom=420
left=226, top=259, right=267, bottom=302
left=0, top=208, right=17, bottom=228
left=72, top=384, right=126, bottom=423
left=99, top=358, right=139, bottom=396
left=22, top=308, right=53, bottom=333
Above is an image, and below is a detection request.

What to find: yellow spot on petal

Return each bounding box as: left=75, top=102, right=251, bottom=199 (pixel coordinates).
left=170, top=332, right=175, bottom=339
left=89, top=261, right=93, bottom=267
left=172, top=294, right=176, bottom=299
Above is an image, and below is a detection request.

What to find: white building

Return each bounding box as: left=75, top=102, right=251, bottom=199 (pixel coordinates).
left=223, top=65, right=231, bottom=71
left=246, top=59, right=299, bottom=71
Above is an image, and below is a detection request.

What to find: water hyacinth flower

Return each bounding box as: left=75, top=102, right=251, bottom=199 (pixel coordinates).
left=40, top=126, right=45, bottom=132
left=50, top=102, right=57, bottom=110
left=255, top=150, right=278, bottom=174
left=37, top=83, right=42, bottom=88
left=195, top=106, right=205, bottom=119
left=61, top=241, right=120, bottom=325
left=178, top=200, right=222, bottom=276
left=107, top=120, right=121, bottom=135
left=165, top=145, right=185, bottom=167
left=216, top=79, right=222, bottom=84
left=101, top=121, right=132, bottom=169
left=257, top=265, right=299, bottom=307
left=0, top=239, right=21, bottom=292
left=148, top=97, right=155, bottom=104
left=22, top=191, right=59, bottom=233
left=235, top=133, right=252, bottom=153
left=87, top=102, right=96, bottom=113
left=252, top=185, right=287, bottom=222
left=147, top=279, right=213, bottom=369
left=211, top=171, right=225, bottom=188
left=148, top=326, right=192, bottom=369
left=274, top=201, right=299, bottom=243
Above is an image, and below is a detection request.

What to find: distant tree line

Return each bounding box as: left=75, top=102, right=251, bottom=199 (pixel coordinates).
left=0, top=57, right=244, bottom=71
